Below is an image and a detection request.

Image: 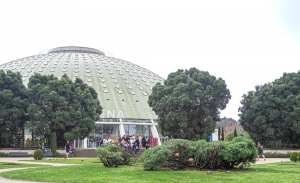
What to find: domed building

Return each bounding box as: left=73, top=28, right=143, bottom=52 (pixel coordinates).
left=0, top=46, right=164, bottom=147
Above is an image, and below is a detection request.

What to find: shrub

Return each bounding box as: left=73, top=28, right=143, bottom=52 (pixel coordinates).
left=142, top=136, right=257, bottom=170
left=162, top=139, right=194, bottom=169
left=0, top=152, right=8, bottom=157
left=33, top=149, right=44, bottom=160
left=95, top=144, right=131, bottom=167
left=264, top=152, right=290, bottom=158
left=192, top=140, right=227, bottom=169
left=224, top=136, right=257, bottom=168
left=290, top=152, right=300, bottom=162
left=226, top=133, right=234, bottom=141
left=141, top=145, right=171, bottom=170
left=52, top=152, right=65, bottom=157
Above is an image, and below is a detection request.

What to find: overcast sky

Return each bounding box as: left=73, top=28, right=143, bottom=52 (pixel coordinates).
left=1, top=0, right=299, bottom=120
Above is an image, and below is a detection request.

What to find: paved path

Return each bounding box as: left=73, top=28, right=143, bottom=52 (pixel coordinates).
left=0, top=157, right=291, bottom=183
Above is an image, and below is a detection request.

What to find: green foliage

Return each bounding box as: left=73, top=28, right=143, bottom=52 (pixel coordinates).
left=194, top=140, right=227, bottom=169
left=95, top=144, right=131, bottom=167
left=33, top=149, right=45, bottom=160
left=221, top=127, right=224, bottom=141
left=26, top=74, right=102, bottom=147
left=223, top=136, right=257, bottom=168
left=239, top=72, right=300, bottom=148
left=264, top=152, right=290, bottom=158
left=234, top=127, right=238, bottom=137
left=51, top=132, right=57, bottom=154
left=226, top=133, right=234, bottom=141
left=142, top=136, right=256, bottom=170
left=0, top=152, right=8, bottom=157
left=0, top=70, right=29, bottom=148
left=141, top=145, right=171, bottom=170
left=25, top=140, right=39, bottom=147
left=290, top=152, right=300, bottom=162
left=148, top=68, right=231, bottom=140
left=52, top=152, right=65, bottom=157
left=163, top=139, right=194, bottom=169
left=218, top=126, right=221, bottom=140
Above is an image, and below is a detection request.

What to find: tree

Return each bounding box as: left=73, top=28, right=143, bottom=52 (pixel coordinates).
left=26, top=74, right=102, bottom=147
left=239, top=72, right=300, bottom=148
left=221, top=127, right=225, bottom=141
left=218, top=126, right=221, bottom=140
left=0, top=70, right=29, bottom=147
left=226, top=133, right=234, bottom=141
left=234, top=127, right=238, bottom=137
left=51, top=132, right=57, bottom=154
left=148, top=68, right=231, bottom=140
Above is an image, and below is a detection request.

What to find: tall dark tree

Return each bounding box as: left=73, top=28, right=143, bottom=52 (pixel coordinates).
left=148, top=68, right=231, bottom=140
left=26, top=74, right=102, bottom=147
left=234, top=127, right=238, bottom=137
left=51, top=132, right=57, bottom=154
left=218, top=126, right=221, bottom=140
left=239, top=72, right=300, bottom=148
left=0, top=70, right=29, bottom=147
left=221, top=127, right=225, bottom=141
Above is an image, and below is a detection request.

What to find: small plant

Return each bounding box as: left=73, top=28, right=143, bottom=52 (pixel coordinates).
left=52, top=152, right=65, bottom=157
left=264, top=152, right=290, bottom=158
left=33, top=149, right=44, bottom=160
left=290, top=152, right=300, bottom=162
left=0, top=152, right=8, bottom=157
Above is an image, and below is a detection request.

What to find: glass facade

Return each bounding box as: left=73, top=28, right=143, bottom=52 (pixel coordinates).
left=123, top=124, right=152, bottom=137
left=93, top=124, right=119, bottom=138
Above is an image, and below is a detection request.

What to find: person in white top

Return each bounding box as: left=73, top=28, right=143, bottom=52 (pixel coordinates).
left=107, top=137, right=112, bottom=144
left=130, top=137, right=135, bottom=147
left=139, top=135, right=142, bottom=148
left=103, top=137, right=108, bottom=144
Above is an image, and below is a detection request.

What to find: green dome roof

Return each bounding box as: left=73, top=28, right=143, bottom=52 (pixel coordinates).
left=0, top=46, right=164, bottom=120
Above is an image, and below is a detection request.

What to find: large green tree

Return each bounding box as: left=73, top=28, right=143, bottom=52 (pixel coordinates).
left=148, top=68, right=231, bottom=140
left=239, top=72, right=300, bottom=148
left=26, top=74, right=102, bottom=147
left=0, top=70, right=29, bottom=147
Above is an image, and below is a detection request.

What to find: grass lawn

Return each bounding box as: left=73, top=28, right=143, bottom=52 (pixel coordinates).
left=23, top=158, right=100, bottom=164
left=0, top=162, right=48, bottom=169
left=0, top=161, right=300, bottom=183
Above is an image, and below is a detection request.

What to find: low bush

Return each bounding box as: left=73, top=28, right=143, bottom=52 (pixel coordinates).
left=163, top=139, right=194, bottom=169
left=290, top=152, right=300, bottom=162
left=0, top=152, right=8, bottom=157
left=264, top=152, right=291, bottom=158
left=142, top=136, right=257, bottom=170
left=141, top=145, right=171, bottom=170
left=222, top=136, right=256, bottom=168
left=95, top=144, right=131, bottom=167
left=33, top=149, right=44, bottom=160
left=52, top=152, right=65, bottom=157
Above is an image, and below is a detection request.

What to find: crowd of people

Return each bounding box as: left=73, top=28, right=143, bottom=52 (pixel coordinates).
left=87, top=135, right=150, bottom=156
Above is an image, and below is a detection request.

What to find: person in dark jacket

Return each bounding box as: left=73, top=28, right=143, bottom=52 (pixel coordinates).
left=142, top=136, right=146, bottom=148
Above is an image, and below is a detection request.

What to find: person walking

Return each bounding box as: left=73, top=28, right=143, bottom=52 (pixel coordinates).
left=65, top=140, right=70, bottom=158
left=257, top=142, right=266, bottom=161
